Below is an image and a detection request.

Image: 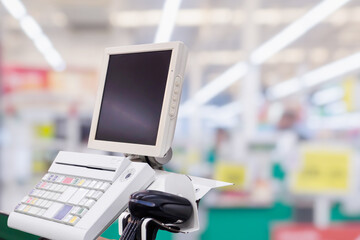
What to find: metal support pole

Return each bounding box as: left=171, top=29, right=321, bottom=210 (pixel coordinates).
left=233, top=0, right=260, bottom=159
left=186, top=56, right=204, bottom=169
left=314, top=197, right=331, bottom=229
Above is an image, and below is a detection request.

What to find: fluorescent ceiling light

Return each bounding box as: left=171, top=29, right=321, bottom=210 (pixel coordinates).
left=34, top=35, right=66, bottom=71
left=0, top=0, right=26, bottom=19
left=154, top=0, right=182, bottom=43
left=312, top=86, right=344, bottom=106
left=267, top=51, right=360, bottom=99
left=250, top=0, right=352, bottom=65
left=304, top=52, right=360, bottom=87
left=192, top=62, right=248, bottom=105
left=180, top=62, right=248, bottom=115
left=266, top=78, right=301, bottom=99
left=43, top=48, right=66, bottom=71
left=34, top=34, right=53, bottom=50
left=1, top=0, right=66, bottom=71
left=180, top=0, right=351, bottom=110
left=217, top=100, right=242, bottom=119
left=19, top=16, right=43, bottom=40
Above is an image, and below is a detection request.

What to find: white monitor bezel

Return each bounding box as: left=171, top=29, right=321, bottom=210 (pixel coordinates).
left=88, top=42, right=185, bottom=157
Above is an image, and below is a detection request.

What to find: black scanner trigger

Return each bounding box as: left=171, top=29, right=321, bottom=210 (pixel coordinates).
left=129, top=190, right=193, bottom=223
left=121, top=190, right=193, bottom=240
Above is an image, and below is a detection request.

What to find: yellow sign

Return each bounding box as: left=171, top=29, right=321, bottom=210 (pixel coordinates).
left=343, top=78, right=356, bottom=112
left=35, top=123, right=55, bottom=139
left=215, top=161, right=247, bottom=190
left=292, top=146, right=351, bottom=194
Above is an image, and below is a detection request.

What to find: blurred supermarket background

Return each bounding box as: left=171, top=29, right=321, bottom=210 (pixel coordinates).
left=2, top=0, right=360, bottom=239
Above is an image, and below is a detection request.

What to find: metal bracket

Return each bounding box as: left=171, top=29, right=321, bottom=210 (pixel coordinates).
left=125, top=148, right=173, bottom=170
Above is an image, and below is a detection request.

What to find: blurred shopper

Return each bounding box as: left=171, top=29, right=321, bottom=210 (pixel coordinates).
left=277, top=108, right=312, bottom=140
left=274, top=105, right=312, bottom=189
left=207, top=128, right=231, bottom=165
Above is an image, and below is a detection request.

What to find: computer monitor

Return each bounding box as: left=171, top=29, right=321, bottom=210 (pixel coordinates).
left=88, top=42, right=188, bottom=157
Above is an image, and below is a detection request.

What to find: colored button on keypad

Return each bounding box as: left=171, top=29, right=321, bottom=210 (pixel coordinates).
left=62, top=177, right=73, bottom=184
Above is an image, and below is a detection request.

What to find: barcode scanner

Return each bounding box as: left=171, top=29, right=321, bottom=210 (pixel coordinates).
left=129, top=190, right=193, bottom=223
left=120, top=190, right=193, bottom=240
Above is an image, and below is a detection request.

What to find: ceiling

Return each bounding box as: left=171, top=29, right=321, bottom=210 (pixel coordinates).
left=1, top=0, right=360, bottom=105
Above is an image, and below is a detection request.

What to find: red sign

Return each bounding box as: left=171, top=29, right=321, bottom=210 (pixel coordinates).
left=2, top=67, right=48, bottom=93
left=273, top=223, right=360, bottom=240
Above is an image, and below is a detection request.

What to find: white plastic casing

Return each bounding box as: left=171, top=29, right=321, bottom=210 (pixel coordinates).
left=88, top=42, right=188, bottom=157
left=8, top=151, right=156, bottom=240
left=147, top=170, right=199, bottom=232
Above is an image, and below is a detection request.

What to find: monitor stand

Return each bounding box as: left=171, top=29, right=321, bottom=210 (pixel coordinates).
left=125, top=148, right=173, bottom=169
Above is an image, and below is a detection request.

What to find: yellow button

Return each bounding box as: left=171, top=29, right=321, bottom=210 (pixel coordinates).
left=77, top=179, right=86, bottom=186
left=24, top=205, right=31, bottom=212
left=69, top=216, right=79, bottom=224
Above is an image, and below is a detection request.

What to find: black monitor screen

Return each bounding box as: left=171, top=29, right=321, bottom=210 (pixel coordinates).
left=95, top=50, right=172, bottom=145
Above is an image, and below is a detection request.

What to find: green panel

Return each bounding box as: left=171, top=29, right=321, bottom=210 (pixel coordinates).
left=156, top=230, right=172, bottom=240
left=272, top=163, right=286, bottom=181
left=201, top=202, right=293, bottom=240
left=101, top=219, right=120, bottom=239
left=331, top=203, right=360, bottom=221
left=0, top=213, right=39, bottom=240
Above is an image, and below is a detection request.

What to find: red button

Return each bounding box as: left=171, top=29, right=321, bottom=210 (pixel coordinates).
left=62, top=177, right=73, bottom=184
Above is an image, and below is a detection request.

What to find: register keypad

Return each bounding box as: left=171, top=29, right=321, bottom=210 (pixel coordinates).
left=14, top=173, right=111, bottom=226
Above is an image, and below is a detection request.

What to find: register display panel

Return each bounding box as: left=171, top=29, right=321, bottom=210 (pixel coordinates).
left=88, top=42, right=188, bottom=157
left=95, top=50, right=172, bottom=146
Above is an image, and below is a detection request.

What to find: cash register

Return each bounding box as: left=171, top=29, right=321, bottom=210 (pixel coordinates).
left=7, top=42, right=230, bottom=240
